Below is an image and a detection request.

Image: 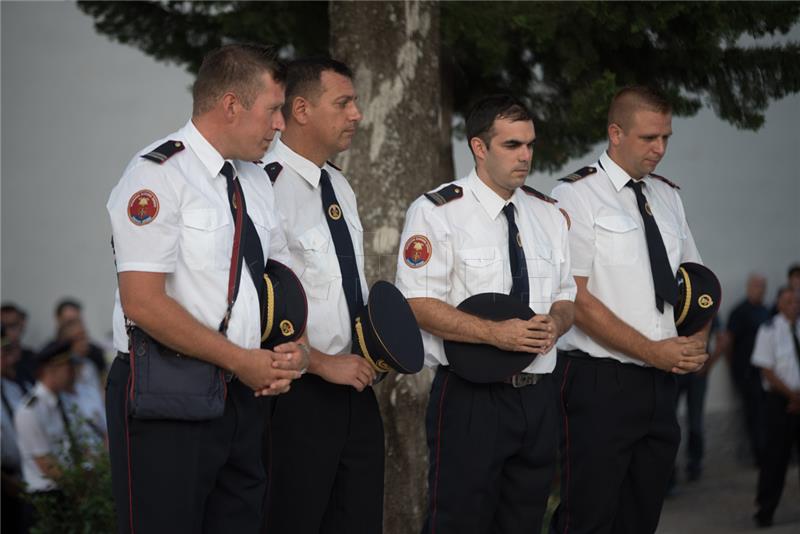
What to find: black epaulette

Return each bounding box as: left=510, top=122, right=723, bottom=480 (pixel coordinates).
left=650, top=173, right=680, bottom=190
left=425, top=184, right=463, bottom=206
left=326, top=160, right=342, bottom=171
left=559, top=208, right=571, bottom=230
left=521, top=185, right=557, bottom=204
left=559, top=166, right=597, bottom=183
left=264, top=162, right=283, bottom=184
left=141, top=140, right=185, bottom=164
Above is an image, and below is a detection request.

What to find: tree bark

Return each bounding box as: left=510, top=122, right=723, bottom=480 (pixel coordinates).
left=329, top=2, right=441, bottom=532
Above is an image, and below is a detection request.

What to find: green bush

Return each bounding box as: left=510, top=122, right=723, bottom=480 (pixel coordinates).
left=28, top=419, right=115, bottom=533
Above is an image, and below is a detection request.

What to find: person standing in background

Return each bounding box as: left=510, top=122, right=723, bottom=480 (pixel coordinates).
left=727, top=273, right=770, bottom=466
left=750, top=287, right=800, bottom=528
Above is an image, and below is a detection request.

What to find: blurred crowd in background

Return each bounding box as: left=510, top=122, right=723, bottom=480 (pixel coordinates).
left=2, top=298, right=108, bottom=532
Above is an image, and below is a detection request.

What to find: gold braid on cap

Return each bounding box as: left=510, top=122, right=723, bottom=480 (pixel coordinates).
left=675, top=266, right=692, bottom=327
left=355, top=316, right=391, bottom=373
left=261, top=274, right=275, bottom=342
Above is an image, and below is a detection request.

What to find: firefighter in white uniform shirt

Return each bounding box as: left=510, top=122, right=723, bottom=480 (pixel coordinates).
left=750, top=286, right=800, bottom=528
left=550, top=85, right=709, bottom=534
left=395, top=94, right=575, bottom=534
left=104, top=44, right=307, bottom=534
left=14, top=341, right=80, bottom=501
left=261, top=58, right=381, bottom=534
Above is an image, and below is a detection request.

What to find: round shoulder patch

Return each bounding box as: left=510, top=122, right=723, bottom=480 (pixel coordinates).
left=403, top=234, right=432, bottom=268
left=127, top=189, right=159, bottom=226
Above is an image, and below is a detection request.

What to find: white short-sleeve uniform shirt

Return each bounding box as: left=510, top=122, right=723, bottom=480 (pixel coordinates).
left=14, top=383, right=73, bottom=492
left=551, top=151, right=702, bottom=366
left=395, top=169, right=576, bottom=373
left=107, top=120, right=290, bottom=354
left=751, top=315, right=800, bottom=392
left=265, top=139, right=369, bottom=356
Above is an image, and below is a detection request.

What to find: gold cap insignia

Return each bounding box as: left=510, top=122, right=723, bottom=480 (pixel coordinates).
left=280, top=320, right=295, bottom=337
left=698, top=294, right=713, bottom=309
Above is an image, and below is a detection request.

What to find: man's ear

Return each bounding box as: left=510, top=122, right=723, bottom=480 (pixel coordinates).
left=291, top=96, right=310, bottom=126
left=469, top=136, right=488, bottom=161
left=608, top=123, right=624, bottom=147
left=220, top=92, right=238, bottom=121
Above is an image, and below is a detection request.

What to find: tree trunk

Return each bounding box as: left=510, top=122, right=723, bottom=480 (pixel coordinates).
left=329, top=2, right=440, bottom=532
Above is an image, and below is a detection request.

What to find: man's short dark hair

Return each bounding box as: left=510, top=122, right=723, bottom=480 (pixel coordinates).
left=776, top=285, right=794, bottom=301
left=607, top=85, right=672, bottom=129
left=192, top=43, right=286, bottom=116
left=465, top=94, right=533, bottom=156
left=55, top=298, right=82, bottom=318
left=1, top=303, right=26, bottom=320
left=283, top=57, right=353, bottom=116
left=787, top=263, right=800, bottom=278
left=1, top=303, right=22, bottom=316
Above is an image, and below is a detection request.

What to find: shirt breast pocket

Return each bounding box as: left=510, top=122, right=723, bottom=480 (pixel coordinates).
left=528, top=244, right=558, bottom=304
left=248, top=209, right=273, bottom=262
left=460, top=246, right=505, bottom=294
left=345, top=214, right=364, bottom=257
left=659, top=221, right=686, bottom=270
left=595, top=215, right=640, bottom=266
left=297, top=224, right=339, bottom=300
left=180, top=208, right=230, bottom=270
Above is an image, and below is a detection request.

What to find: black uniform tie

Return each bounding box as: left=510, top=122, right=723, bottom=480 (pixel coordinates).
left=791, top=321, right=800, bottom=368
left=320, top=169, right=364, bottom=322
left=626, top=179, right=677, bottom=313
left=56, top=395, right=81, bottom=464
left=502, top=203, right=530, bottom=304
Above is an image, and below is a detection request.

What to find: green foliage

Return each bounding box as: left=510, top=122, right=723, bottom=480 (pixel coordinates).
left=78, top=1, right=328, bottom=71
left=77, top=0, right=800, bottom=171
left=440, top=1, right=800, bottom=169
left=27, top=421, right=115, bottom=533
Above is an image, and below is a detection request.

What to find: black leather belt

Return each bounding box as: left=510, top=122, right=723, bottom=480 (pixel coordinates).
left=502, top=373, right=542, bottom=388
left=558, top=349, right=593, bottom=360
left=559, top=349, right=644, bottom=369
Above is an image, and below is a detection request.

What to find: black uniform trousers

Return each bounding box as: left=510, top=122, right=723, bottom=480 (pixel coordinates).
left=107, top=355, right=269, bottom=534
left=263, top=373, right=384, bottom=534
left=422, top=366, right=558, bottom=534
left=552, top=351, right=679, bottom=534
left=755, top=392, right=800, bottom=522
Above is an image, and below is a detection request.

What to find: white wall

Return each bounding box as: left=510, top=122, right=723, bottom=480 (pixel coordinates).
left=2, top=2, right=799, bottom=414
left=2, top=1, right=193, bottom=350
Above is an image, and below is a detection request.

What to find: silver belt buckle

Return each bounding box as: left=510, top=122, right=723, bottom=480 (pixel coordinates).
left=511, top=373, right=540, bottom=388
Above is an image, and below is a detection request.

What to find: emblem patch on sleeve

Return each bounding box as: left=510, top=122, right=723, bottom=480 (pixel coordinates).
left=403, top=235, right=432, bottom=268
left=127, top=190, right=159, bottom=226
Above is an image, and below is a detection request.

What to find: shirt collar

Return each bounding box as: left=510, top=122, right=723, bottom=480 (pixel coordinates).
left=775, top=313, right=798, bottom=331
left=467, top=168, right=510, bottom=220
left=272, top=138, right=324, bottom=188
left=182, top=120, right=228, bottom=179
left=33, top=381, right=57, bottom=408
left=599, top=151, right=636, bottom=192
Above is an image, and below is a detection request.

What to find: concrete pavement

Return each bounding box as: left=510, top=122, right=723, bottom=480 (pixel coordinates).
left=657, top=459, right=799, bottom=533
